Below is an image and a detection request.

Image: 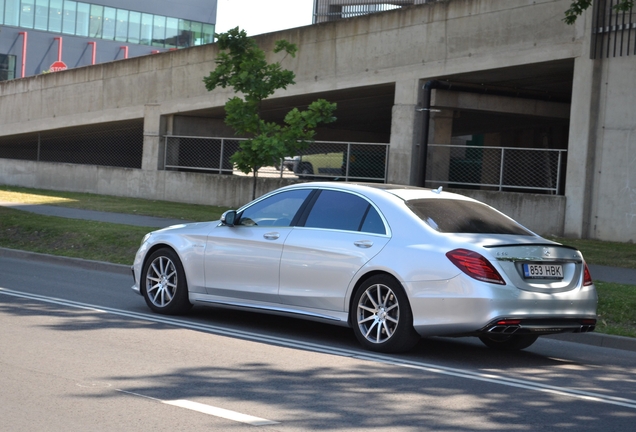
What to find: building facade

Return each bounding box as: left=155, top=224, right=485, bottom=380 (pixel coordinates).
left=0, top=0, right=216, bottom=79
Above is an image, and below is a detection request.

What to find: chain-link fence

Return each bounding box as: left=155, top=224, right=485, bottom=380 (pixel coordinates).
left=0, top=120, right=143, bottom=168
left=427, top=144, right=566, bottom=194
left=164, top=136, right=389, bottom=182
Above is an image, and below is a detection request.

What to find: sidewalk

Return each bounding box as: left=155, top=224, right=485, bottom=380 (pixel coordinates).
left=0, top=201, right=193, bottom=228
left=1, top=200, right=635, bottom=353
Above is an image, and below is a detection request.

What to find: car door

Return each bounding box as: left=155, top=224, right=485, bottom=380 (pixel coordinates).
left=204, top=189, right=311, bottom=303
left=278, top=189, right=390, bottom=311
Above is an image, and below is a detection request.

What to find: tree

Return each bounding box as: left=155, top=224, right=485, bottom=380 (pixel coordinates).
left=203, top=27, right=337, bottom=199
left=564, top=0, right=634, bottom=24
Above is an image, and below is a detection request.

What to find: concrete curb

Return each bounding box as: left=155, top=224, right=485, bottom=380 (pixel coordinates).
left=1, top=246, right=634, bottom=353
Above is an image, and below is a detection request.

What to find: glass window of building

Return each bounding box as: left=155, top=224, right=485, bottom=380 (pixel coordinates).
left=20, top=0, right=36, bottom=28
left=165, top=17, right=178, bottom=48
left=89, top=4, right=102, bottom=38
left=75, top=2, right=89, bottom=36
left=152, top=15, right=166, bottom=47
left=0, top=54, right=17, bottom=81
left=140, top=13, right=153, bottom=45
left=48, top=0, right=62, bottom=32
left=5, top=0, right=20, bottom=26
left=190, top=21, right=202, bottom=45
left=178, top=19, right=190, bottom=47
left=202, top=24, right=215, bottom=45
left=62, top=0, right=77, bottom=35
left=115, top=9, right=128, bottom=42
left=102, top=6, right=115, bottom=40
left=128, top=11, right=141, bottom=44
left=34, top=0, right=49, bottom=30
left=0, top=1, right=4, bottom=25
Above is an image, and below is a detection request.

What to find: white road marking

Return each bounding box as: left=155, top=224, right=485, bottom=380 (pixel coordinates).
left=116, top=390, right=279, bottom=426
left=2, top=286, right=636, bottom=411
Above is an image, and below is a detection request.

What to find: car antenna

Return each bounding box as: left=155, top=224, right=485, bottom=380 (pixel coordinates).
left=433, top=186, right=443, bottom=194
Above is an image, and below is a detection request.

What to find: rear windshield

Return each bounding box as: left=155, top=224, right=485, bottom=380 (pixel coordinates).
left=406, top=199, right=533, bottom=235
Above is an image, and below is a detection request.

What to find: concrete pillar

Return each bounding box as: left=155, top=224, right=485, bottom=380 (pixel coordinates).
left=426, top=109, right=454, bottom=186
left=142, top=103, right=162, bottom=171
left=563, top=56, right=602, bottom=238
left=387, top=79, right=420, bottom=185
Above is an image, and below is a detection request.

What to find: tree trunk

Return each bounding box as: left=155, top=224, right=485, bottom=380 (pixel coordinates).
left=252, top=169, right=258, bottom=200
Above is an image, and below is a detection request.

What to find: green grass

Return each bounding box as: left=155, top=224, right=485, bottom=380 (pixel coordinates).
left=596, top=282, right=636, bottom=338
left=0, top=206, right=148, bottom=264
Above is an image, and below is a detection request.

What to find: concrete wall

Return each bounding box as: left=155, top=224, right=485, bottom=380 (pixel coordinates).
left=0, top=158, right=295, bottom=208
left=587, top=54, right=636, bottom=241
left=453, top=189, right=566, bottom=237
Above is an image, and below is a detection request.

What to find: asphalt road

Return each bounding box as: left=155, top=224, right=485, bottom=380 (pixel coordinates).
left=2, top=256, right=636, bottom=431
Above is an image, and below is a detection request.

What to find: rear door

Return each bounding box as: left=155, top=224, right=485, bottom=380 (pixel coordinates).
left=278, top=189, right=390, bottom=311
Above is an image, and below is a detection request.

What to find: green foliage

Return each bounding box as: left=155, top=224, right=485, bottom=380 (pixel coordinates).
left=564, top=0, right=634, bottom=25
left=203, top=27, right=337, bottom=198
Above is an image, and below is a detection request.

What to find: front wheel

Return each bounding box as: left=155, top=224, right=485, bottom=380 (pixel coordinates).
left=351, top=275, right=420, bottom=353
left=142, top=248, right=192, bottom=315
left=478, top=334, right=538, bottom=350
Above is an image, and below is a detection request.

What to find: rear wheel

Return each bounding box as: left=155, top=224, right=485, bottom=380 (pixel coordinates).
left=142, top=248, right=192, bottom=315
left=297, top=162, right=314, bottom=179
left=351, top=275, right=420, bottom=353
left=478, top=334, right=538, bottom=350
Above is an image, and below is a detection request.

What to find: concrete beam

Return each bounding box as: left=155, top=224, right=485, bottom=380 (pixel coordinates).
left=431, top=89, right=571, bottom=119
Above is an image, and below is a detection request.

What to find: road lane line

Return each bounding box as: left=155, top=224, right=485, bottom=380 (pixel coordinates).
left=3, top=287, right=636, bottom=411
left=116, top=390, right=279, bottom=426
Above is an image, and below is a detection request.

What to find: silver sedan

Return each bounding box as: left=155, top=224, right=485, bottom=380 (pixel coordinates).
left=131, top=183, right=597, bottom=353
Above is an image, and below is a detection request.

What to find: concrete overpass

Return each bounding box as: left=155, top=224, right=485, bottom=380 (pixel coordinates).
left=1, top=0, right=635, bottom=242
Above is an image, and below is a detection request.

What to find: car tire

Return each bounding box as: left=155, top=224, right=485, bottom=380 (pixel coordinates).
left=297, top=162, right=314, bottom=179
left=478, top=334, right=538, bottom=350
left=142, top=248, right=192, bottom=315
left=351, top=275, right=420, bottom=353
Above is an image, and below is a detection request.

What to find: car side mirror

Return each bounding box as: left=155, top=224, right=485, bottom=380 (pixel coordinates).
left=221, top=210, right=238, bottom=227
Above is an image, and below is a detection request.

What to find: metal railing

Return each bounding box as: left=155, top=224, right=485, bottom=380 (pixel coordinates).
left=591, top=0, right=636, bottom=58
left=163, top=136, right=390, bottom=182
left=426, top=144, right=566, bottom=194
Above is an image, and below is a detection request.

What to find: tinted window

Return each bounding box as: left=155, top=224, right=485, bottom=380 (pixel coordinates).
left=305, top=190, right=386, bottom=234
left=238, top=189, right=310, bottom=227
left=407, top=199, right=532, bottom=235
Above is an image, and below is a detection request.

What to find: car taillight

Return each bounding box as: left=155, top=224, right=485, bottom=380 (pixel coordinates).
left=446, top=248, right=506, bottom=285
left=583, top=263, right=593, bottom=286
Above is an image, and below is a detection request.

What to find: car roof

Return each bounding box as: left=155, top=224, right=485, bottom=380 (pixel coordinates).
left=284, top=182, right=475, bottom=203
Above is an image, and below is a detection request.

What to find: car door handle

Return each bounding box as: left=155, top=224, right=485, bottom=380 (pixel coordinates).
left=354, top=240, right=373, bottom=248
left=264, top=232, right=280, bottom=240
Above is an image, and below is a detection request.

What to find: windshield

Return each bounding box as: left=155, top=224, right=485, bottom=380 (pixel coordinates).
left=406, top=199, right=533, bottom=235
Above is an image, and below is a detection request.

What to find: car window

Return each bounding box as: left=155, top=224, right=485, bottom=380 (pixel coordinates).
left=304, top=190, right=386, bottom=234
left=406, top=199, right=533, bottom=235
left=238, top=189, right=311, bottom=227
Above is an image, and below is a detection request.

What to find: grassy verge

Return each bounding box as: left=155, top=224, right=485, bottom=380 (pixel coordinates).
left=596, top=282, right=636, bottom=338
left=0, top=206, right=147, bottom=264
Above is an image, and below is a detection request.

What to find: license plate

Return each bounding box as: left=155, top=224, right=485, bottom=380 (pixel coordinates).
left=523, top=264, right=563, bottom=279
